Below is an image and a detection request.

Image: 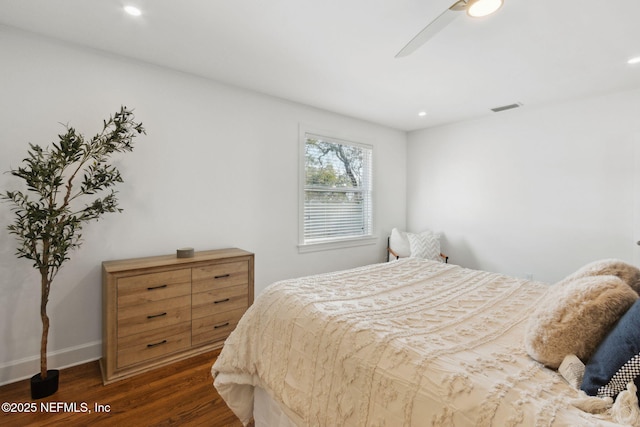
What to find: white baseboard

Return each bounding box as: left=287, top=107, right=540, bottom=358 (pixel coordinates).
left=0, top=341, right=102, bottom=386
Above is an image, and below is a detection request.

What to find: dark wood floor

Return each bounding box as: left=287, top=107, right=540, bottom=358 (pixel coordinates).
left=0, top=349, right=243, bottom=427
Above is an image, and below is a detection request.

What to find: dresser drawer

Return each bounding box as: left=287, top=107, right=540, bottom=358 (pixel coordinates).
left=117, top=295, right=191, bottom=338
left=117, top=322, right=191, bottom=368
left=192, top=261, right=248, bottom=293
left=192, top=284, right=248, bottom=320
left=192, top=307, right=246, bottom=346
left=117, top=269, right=191, bottom=307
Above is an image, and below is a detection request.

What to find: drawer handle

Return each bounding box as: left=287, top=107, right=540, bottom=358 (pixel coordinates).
left=147, top=312, right=167, bottom=319
left=214, top=322, right=230, bottom=329
left=214, top=298, right=230, bottom=304
left=147, top=340, right=167, bottom=348
left=214, top=274, right=230, bottom=279
left=147, top=284, right=168, bottom=291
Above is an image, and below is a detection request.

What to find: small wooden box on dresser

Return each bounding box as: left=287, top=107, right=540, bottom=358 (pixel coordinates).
left=100, top=248, right=254, bottom=384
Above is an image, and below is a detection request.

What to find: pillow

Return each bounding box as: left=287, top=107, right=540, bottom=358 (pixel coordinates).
left=557, top=259, right=640, bottom=294
left=407, top=232, right=441, bottom=261
left=389, top=228, right=442, bottom=262
left=524, top=275, right=638, bottom=369
left=389, top=228, right=411, bottom=258
left=581, top=299, right=640, bottom=402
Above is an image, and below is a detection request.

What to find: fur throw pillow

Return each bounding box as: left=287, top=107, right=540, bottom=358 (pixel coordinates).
left=556, top=259, right=640, bottom=293
left=524, top=275, right=638, bottom=369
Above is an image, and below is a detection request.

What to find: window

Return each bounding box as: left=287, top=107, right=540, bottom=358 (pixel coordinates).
left=299, top=131, right=373, bottom=250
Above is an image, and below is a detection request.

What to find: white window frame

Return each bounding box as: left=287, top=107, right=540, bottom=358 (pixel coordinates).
left=298, top=127, right=375, bottom=253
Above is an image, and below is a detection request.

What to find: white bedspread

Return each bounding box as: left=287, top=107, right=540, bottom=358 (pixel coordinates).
left=212, top=258, right=623, bottom=426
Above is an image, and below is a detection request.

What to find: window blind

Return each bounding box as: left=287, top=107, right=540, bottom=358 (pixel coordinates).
left=302, top=134, right=372, bottom=244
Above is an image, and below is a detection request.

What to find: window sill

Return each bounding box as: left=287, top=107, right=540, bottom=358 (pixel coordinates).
left=298, top=236, right=377, bottom=254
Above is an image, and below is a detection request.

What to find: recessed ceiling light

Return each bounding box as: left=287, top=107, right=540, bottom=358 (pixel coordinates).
left=418, top=111, right=427, bottom=117
left=628, top=56, right=640, bottom=65
left=124, top=5, right=142, bottom=16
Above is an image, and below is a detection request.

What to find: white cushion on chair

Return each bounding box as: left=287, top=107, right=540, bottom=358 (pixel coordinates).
left=390, top=228, right=411, bottom=258
left=390, top=228, right=442, bottom=261
left=407, top=232, right=441, bottom=261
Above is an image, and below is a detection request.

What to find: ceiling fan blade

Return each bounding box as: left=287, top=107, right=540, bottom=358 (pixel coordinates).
left=395, top=6, right=461, bottom=58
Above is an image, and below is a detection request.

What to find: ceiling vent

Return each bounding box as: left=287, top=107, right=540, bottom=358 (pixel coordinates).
left=491, top=102, right=522, bottom=113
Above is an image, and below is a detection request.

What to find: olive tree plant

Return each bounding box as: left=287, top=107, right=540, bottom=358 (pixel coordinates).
left=2, top=106, right=145, bottom=381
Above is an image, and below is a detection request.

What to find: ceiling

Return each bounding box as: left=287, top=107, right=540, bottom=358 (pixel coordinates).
left=1, top=0, right=639, bottom=131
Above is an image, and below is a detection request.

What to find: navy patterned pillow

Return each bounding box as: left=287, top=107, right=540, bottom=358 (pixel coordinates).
left=581, top=299, right=640, bottom=401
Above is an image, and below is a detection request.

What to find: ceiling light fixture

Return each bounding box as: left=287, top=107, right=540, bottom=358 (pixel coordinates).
left=418, top=111, right=428, bottom=117
left=124, top=5, right=142, bottom=16
left=628, top=56, right=640, bottom=65
left=466, top=0, right=504, bottom=18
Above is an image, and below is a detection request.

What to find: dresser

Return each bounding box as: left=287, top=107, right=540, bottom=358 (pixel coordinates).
left=100, top=248, right=254, bottom=384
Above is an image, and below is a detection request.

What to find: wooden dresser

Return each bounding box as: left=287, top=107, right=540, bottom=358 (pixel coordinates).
left=100, top=248, right=254, bottom=384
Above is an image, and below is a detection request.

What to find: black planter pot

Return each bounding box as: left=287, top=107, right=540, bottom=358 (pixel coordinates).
left=30, top=369, right=59, bottom=399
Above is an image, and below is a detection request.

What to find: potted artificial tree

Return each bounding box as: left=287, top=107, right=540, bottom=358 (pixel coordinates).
left=2, top=106, right=145, bottom=399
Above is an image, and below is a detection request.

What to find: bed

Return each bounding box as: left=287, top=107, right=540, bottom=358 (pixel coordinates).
left=212, top=257, right=634, bottom=426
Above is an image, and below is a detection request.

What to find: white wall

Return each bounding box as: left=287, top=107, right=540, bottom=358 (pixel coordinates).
left=407, top=89, right=640, bottom=284
left=0, top=26, right=407, bottom=384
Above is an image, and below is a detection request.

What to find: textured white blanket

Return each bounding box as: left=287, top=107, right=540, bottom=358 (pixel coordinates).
left=212, top=258, right=623, bottom=426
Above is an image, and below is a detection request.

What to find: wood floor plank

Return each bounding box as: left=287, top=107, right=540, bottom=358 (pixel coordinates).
left=0, top=349, right=243, bottom=427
